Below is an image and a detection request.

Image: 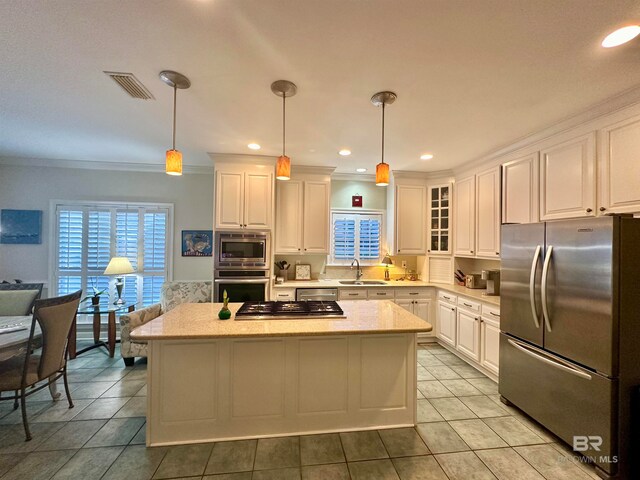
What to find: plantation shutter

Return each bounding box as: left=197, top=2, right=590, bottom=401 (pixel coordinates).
left=57, top=209, right=83, bottom=295
left=359, top=218, right=381, bottom=259
left=330, top=211, right=383, bottom=265
left=333, top=217, right=356, bottom=259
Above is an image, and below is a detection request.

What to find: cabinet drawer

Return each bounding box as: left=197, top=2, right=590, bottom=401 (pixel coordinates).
left=438, top=291, right=457, bottom=304
left=457, top=297, right=481, bottom=313
left=396, top=288, right=430, bottom=299
left=368, top=289, right=395, bottom=299
left=339, top=289, right=368, bottom=300
left=273, top=289, right=296, bottom=301
left=482, top=304, right=500, bottom=320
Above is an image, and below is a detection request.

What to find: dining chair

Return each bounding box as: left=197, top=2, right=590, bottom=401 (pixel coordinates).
left=0, top=290, right=82, bottom=441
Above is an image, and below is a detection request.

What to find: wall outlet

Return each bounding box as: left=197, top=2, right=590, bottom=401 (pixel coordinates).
left=401, top=260, right=407, bottom=268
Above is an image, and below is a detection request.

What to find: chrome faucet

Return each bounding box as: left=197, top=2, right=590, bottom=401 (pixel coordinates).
left=351, top=259, right=363, bottom=281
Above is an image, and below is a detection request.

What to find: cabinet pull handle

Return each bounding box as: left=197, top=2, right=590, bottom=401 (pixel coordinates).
left=586, top=208, right=593, bottom=213
left=600, top=207, right=606, bottom=212
left=463, top=302, right=473, bottom=307
left=376, top=293, right=385, bottom=296
left=443, top=295, right=450, bottom=300
left=348, top=293, right=358, bottom=296
left=489, top=311, right=499, bottom=317
left=409, top=292, right=418, bottom=295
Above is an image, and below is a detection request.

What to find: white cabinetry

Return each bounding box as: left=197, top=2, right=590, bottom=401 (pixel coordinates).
left=428, top=183, right=451, bottom=254
left=275, top=178, right=330, bottom=254
left=436, top=301, right=456, bottom=347
left=502, top=153, right=539, bottom=224
left=540, top=132, right=596, bottom=220
left=480, top=316, right=500, bottom=375
left=455, top=297, right=481, bottom=362
left=599, top=115, right=640, bottom=214
left=394, top=185, right=426, bottom=255
left=453, top=176, right=475, bottom=256
left=215, top=165, right=273, bottom=230
left=475, top=166, right=501, bottom=258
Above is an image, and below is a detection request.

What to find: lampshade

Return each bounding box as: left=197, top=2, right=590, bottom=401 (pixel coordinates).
left=376, top=162, right=389, bottom=186
left=381, top=254, right=393, bottom=266
left=276, top=155, right=291, bottom=181
left=104, top=257, right=135, bottom=276
left=166, top=149, right=183, bottom=176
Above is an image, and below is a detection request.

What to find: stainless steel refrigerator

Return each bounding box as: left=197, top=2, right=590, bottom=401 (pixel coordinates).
left=500, top=216, right=640, bottom=480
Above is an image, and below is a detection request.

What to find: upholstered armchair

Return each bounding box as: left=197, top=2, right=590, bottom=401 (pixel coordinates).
left=119, top=281, right=212, bottom=366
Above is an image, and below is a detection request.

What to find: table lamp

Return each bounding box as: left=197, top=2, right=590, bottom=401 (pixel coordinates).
left=381, top=254, right=393, bottom=281
left=104, top=257, right=135, bottom=304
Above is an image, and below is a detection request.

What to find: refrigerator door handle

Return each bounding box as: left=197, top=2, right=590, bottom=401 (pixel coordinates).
left=529, top=245, right=541, bottom=329
left=507, top=339, right=592, bottom=381
left=541, top=245, right=553, bottom=332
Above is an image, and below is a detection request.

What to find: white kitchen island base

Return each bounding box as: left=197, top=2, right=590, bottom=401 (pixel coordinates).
left=146, top=333, right=417, bottom=446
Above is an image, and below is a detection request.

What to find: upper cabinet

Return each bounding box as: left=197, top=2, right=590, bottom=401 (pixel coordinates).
left=475, top=166, right=501, bottom=258
left=394, top=184, right=426, bottom=255
left=453, top=176, right=475, bottom=256
left=215, top=164, right=274, bottom=230
left=275, top=176, right=330, bottom=254
left=428, top=183, right=452, bottom=255
left=502, top=153, right=539, bottom=224
left=539, top=132, right=596, bottom=221
left=599, top=114, right=640, bottom=215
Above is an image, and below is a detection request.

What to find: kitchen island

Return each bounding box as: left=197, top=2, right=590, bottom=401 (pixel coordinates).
left=131, top=300, right=431, bottom=446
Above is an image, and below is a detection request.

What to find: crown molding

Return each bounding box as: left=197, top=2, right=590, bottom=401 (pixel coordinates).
left=453, top=83, right=640, bottom=176
left=331, top=172, right=376, bottom=182
left=208, top=152, right=277, bottom=166
left=292, top=165, right=336, bottom=175
left=391, top=169, right=455, bottom=180
left=0, top=156, right=213, bottom=174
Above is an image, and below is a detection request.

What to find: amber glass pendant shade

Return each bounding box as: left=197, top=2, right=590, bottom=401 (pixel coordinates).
left=166, top=149, right=183, bottom=176
left=376, top=162, right=389, bottom=186
left=276, top=155, right=291, bottom=180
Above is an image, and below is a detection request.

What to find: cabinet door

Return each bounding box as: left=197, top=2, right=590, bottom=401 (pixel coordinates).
left=540, top=132, right=596, bottom=220
left=215, top=170, right=244, bottom=229
left=453, top=176, right=475, bottom=256
left=481, top=317, right=500, bottom=375
left=396, top=185, right=426, bottom=254
left=475, top=166, right=501, bottom=258
left=395, top=299, right=413, bottom=313
left=303, top=181, right=330, bottom=253
left=428, top=184, right=451, bottom=254
left=275, top=180, right=303, bottom=253
left=413, top=300, right=430, bottom=323
left=599, top=115, right=640, bottom=214
left=436, top=301, right=456, bottom=347
left=244, top=171, right=273, bottom=229
left=502, top=153, right=539, bottom=224
left=456, top=309, right=480, bottom=361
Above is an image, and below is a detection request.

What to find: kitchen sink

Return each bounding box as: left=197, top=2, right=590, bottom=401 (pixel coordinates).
left=338, top=280, right=387, bottom=285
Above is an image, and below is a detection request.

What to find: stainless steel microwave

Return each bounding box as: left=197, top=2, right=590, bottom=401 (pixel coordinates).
left=214, top=231, right=270, bottom=270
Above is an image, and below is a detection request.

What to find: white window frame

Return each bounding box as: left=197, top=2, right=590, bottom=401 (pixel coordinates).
left=49, top=200, right=174, bottom=316
left=329, top=208, right=385, bottom=266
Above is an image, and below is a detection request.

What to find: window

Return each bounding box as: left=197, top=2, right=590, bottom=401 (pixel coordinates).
left=330, top=210, right=383, bottom=265
left=52, top=201, right=172, bottom=320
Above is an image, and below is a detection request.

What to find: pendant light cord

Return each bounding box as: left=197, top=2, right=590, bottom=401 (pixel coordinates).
left=172, top=85, right=177, bottom=150
left=381, top=101, right=385, bottom=165
left=282, top=94, right=286, bottom=156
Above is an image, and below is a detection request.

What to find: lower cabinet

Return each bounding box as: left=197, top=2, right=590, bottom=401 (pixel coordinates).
left=456, top=308, right=481, bottom=362
left=396, top=299, right=430, bottom=323
left=436, top=301, right=456, bottom=347
left=480, top=316, right=500, bottom=375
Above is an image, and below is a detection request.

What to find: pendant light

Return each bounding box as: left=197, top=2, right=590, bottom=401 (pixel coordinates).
left=371, top=91, right=397, bottom=186
left=160, top=70, right=191, bottom=176
left=271, top=80, right=297, bottom=180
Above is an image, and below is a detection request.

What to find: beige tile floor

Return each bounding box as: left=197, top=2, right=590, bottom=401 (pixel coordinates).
left=0, top=341, right=601, bottom=480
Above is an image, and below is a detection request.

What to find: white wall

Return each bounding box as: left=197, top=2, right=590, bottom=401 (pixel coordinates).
left=0, top=164, right=213, bottom=288
left=331, top=180, right=386, bottom=210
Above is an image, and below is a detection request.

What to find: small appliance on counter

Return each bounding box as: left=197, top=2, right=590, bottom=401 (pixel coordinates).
left=481, top=269, right=500, bottom=296
left=465, top=274, right=486, bottom=289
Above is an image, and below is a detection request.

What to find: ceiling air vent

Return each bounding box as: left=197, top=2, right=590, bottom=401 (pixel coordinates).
left=104, top=71, right=154, bottom=100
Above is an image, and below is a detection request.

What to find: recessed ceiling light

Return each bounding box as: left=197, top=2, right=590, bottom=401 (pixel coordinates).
left=602, top=25, right=640, bottom=48
left=247, top=143, right=261, bottom=150
left=356, top=168, right=367, bottom=173
left=338, top=149, right=352, bottom=156
left=420, top=153, right=434, bottom=160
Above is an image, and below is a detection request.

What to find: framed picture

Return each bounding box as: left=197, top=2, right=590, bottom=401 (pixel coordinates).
left=0, top=209, right=42, bottom=244
left=295, top=264, right=312, bottom=281
left=182, top=230, right=213, bottom=256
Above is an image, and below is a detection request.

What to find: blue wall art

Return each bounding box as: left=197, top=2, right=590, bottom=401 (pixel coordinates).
left=0, top=209, right=43, bottom=244
left=182, top=230, right=213, bottom=256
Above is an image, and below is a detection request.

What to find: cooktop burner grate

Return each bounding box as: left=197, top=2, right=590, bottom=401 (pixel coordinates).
left=234, top=301, right=345, bottom=319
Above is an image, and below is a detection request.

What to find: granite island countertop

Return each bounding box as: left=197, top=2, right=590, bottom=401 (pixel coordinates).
left=273, top=280, right=500, bottom=306
left=130, top=300, right=432, bottom=340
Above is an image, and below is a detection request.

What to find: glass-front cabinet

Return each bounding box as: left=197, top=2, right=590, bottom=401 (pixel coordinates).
left=428, top=183, right=452, bottom=254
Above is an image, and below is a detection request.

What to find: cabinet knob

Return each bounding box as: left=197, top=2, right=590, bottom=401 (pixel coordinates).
left=298, top=248, right=301, bottom=251
left=427, top=250, right=431, bottom=253
left=586, top=208, right=593, bottom=213
left=470, top=250, right=474, bottom=254
left=304, top=248, right=307, bottom=251
left=600, top=207, right=606, bottom=212
left=496, top=252, right=500, bottom=255
left=451, top=308, right=455, bottom=311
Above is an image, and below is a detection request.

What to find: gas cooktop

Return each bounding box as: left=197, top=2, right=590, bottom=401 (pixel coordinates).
left=234, top=301, right=345, bottom=320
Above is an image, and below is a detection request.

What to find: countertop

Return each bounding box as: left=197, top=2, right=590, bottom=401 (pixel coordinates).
left=273, top=280, right=500, bottom=306
left=130, top=300, right=432, bottom=340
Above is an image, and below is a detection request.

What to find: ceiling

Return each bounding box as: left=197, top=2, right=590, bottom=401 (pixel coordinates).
left=1, top=0, right=640, bottom=174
